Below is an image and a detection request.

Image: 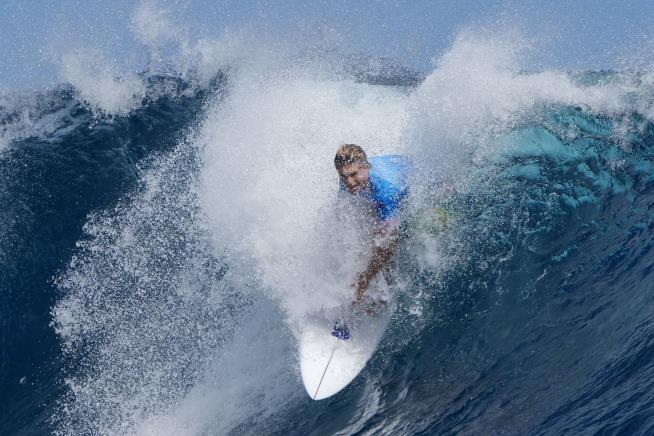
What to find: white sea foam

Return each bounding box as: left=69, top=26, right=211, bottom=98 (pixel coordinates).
left=407, top=30, right=638, bottom=181
left=199, top=71, right=410, bottom=325
left=59, top=50, right=146, bottom=114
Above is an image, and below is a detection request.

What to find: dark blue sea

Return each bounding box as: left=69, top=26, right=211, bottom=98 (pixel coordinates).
left=3, top=44, right=654, bottom=435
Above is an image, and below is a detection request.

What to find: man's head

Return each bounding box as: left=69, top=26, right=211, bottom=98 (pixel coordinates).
left=334, top=144, right=370, bottom=194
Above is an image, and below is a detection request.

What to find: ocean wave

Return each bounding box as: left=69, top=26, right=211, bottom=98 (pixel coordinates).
left=3, top=30, right=654, bottom=435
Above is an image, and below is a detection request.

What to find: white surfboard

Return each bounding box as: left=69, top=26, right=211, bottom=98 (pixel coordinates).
left=299, top=295, right=394, bottom=400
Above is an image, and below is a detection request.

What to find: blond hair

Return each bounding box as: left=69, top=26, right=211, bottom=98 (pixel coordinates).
left=334, top=144, right=368, bottom=169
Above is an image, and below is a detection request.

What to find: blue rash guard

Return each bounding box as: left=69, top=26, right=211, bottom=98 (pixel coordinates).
left=360, top=155, right=411, bottom=222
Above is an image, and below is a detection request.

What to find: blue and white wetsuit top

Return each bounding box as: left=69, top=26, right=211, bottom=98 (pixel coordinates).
left=361, top=155, right=411, bottom=222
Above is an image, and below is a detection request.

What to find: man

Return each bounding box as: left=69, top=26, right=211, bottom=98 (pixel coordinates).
left=334, top=144, right=411, bottom=306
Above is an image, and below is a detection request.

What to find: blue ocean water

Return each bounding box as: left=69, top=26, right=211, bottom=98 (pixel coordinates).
left=2, top=55, right=654, bottom=435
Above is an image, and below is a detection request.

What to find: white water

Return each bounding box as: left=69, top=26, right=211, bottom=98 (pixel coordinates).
left=50, top=3, right=651, bottom=433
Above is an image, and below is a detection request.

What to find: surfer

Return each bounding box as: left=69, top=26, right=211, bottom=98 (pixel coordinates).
left=334, top=144, right=410, bottom=306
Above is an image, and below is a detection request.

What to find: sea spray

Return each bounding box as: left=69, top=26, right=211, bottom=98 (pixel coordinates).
left=45, top=22, right=654, bottom=436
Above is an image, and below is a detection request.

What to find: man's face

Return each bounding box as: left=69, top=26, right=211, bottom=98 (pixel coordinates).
left=338, top=161, right=370, bottom=194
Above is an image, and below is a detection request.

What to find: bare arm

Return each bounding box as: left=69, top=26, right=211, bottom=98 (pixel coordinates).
left=354, top=219, right=400, bottom=302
